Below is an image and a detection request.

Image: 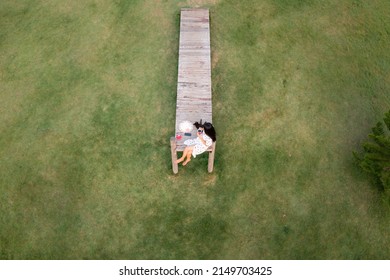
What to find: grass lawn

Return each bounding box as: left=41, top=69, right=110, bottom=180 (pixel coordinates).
left=1, top=0, right=390, bottom=259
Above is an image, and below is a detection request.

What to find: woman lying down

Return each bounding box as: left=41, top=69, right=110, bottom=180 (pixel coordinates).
left=176, top=121, right=216, bottom=166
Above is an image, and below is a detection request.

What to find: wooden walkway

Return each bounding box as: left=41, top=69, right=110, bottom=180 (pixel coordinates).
left=170, top=8, right=216, bottom=174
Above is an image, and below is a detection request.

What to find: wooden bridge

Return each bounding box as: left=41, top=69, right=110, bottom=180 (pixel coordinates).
left=170, top=8, right=215, bottom=174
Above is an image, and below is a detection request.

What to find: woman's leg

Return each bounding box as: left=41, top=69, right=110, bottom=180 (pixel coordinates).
left=182, top=151, right=192, bottom=166
left=176, top=146, right=193, bottom=164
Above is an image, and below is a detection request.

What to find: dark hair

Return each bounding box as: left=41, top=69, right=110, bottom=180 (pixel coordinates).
left=194, top=121, right=216, bottom=142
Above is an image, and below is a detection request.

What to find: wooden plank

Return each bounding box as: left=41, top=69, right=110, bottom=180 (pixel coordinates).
left=170, top=137, right=178, bottom=173
left=208, top=142, right=216, bottom=172
left=175, top=9, right=212, bottom=130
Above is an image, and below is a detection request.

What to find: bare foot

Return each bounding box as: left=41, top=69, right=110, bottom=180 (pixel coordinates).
left=182, top=159, right=191, bottom=166
left=176, top=158, right=184, bottom=164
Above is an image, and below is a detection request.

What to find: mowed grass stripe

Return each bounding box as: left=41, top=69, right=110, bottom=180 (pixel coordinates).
left=0, top=0, right=389, bottom=259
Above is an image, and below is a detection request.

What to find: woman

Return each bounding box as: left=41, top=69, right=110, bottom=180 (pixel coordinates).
left=176, top=122, right=216, bottom=166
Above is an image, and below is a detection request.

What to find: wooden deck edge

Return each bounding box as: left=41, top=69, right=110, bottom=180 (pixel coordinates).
left=170, top=137, right=178, bottom=174
left=208, top=142, right=216, bottom=173
left=180, top=8, right=209, bottom=11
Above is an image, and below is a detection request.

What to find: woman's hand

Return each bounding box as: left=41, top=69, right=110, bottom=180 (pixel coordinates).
left=197, top=132, right=207, bottom=146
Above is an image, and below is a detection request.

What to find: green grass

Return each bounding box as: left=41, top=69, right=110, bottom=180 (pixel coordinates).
left=1, top=0, right=390, bottom=259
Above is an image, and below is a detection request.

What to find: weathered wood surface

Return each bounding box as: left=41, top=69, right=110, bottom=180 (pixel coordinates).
left=208, top=142, right=216, bottom=172
left=174, top=8, right=213, bottom=152
left=170, top=137, right=178, bottom=174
